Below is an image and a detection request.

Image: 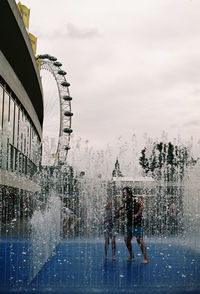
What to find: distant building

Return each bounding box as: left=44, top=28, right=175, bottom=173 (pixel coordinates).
left=112, top=159, right=123, bottom=178
left=0, top=0, right=43, bottom=226
left=111, top=158, right=155, bottom=197
left=112, top=176, right=156, bottom=195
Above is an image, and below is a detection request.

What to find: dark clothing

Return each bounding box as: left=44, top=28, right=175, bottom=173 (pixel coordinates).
left=126, top=199, right=133, bottom=227
left=125, top=198, right=142, bottom=227
left=133, top=200, right=142, bottom=227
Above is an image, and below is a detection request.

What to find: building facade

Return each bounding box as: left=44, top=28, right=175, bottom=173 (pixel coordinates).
left=0, top=0, right=43, bottom=229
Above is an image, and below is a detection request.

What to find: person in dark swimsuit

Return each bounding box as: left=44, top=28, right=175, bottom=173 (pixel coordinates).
left=103, top=200, right=116, bottom=260
left=117, top=187, right=149, bottom=264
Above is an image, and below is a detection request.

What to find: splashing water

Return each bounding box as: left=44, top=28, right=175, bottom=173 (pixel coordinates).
left=66, top=135, right=200, bottom=243
left=29, top=193, right=61, bottom=281
left=1, top=134, right=200, bottom=292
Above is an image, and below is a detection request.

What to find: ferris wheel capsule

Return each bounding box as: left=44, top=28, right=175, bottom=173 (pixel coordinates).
left=64, top=111, right=73, bottom=117
left=49, top=56, right=57, bottom=61
left=58, top=70, right=67, bottom=76
left=63, top=95, right=72, bottom=101
left=38, top=54, right=49, bottom=59
left=54, top=61, right=62, bottom=67
left=61, top=81, right=70, bottom=87
left=63, top=128, right=73, bottom=134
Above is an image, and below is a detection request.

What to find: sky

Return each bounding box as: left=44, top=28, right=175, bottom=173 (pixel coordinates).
left=17, top=0, right=200, bottom=161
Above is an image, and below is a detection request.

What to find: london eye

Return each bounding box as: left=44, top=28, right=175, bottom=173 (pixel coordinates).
left=37, top=54, right=73, bottom=166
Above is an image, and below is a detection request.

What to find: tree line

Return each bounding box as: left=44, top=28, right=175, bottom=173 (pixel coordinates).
left=139, top=142, right=197, bottom=181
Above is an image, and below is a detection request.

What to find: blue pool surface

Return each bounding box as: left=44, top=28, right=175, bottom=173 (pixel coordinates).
left=0, top=237, right=199, bottom=294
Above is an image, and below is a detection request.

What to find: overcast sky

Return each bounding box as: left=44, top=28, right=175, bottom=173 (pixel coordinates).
left=19, top=0, right=200, bottom=159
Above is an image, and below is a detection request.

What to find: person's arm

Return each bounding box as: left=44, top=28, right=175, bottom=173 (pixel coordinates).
left=133, top=199, right=144, bottom=218
left=116, top=202, right=125, bottom=218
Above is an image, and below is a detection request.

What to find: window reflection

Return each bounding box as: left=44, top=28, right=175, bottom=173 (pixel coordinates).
left=3, top=91, right=9, bottom=131
left=9, top=97, right=14, bottom=145
left=14, top=104, right=19, bottom=148
left=0, top=86, right=3, bottom=129
left=0, top=80, right=41, bottom=177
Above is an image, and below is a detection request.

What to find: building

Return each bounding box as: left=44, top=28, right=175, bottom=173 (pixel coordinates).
left=0, top=0, right=43, bottom=228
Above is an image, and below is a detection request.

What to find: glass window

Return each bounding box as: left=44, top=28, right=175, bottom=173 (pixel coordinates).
left=24, top=122, right=26, bottom=155
left=29, top=126, right=32, bottom=159
left=15, top=149, right=19, bottom=172
left=9, top=97, right=14, bottom=145
left=3, top=91, right=9, bottom=132
left=24, top=156, right=27, bottom=175
left=0, top=85, right=3, bottom=129
left=1, top=137, right=9, bottom=170
left=21, top=112, right=25, bottom=154
left=12, top=146, right=16, bottom=171
left=9, top=144, right=14, bottom=171
left=14, top=104, right=19, bottom=148
left=19, top=152, right=22, bottom=174
left=24, top=117, right=29, bottom=156
left=1, top=91, right=9, bottom=170
left=18, top=109, right=24, bottom=153
left=0, top=83, right=41, bottom=169
left=26, top=119, right=30, bottom=157
left=20, top=132, right=23, bottom=154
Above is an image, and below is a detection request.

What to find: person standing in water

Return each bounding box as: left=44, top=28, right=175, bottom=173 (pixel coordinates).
left=168, top=198, right=177, bottom=234
left=103, top=200, right=116, bottom=260
left=117, top=187, right=149, bottom=264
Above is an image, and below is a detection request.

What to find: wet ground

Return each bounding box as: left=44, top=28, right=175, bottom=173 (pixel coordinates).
left=0, top=237, right=199, bottom=294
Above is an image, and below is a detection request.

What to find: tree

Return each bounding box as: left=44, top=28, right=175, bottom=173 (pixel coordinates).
left=139, top=142, right=197, bottom=181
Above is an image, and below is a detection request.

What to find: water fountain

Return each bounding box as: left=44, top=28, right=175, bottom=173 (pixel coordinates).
left=29, top=192, right=61, bottom=282
left=0, top=135, right=199, bottom=293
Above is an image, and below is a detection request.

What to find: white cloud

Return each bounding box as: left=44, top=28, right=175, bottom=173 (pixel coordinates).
left=66, top=23, right=100, bottom=39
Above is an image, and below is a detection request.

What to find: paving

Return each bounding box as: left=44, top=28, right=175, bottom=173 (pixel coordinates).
left=0, top=237, right=199, bottom=294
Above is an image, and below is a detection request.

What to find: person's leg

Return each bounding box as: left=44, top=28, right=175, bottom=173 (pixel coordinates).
left=124, top=233, right=134, bottom=261
left=112, top=236, right=116, bottom=260
left=105, top=237, right=109, bottom=259
left=136, top=237, right=149, bottom=264
left=62, top=220, right=67, bottom=237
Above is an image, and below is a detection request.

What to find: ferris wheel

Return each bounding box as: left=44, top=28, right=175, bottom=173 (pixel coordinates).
left=37, top=54, right=73, bottom=166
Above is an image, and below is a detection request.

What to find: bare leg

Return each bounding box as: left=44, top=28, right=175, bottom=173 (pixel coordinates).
left=105, top=238, right=109, bottom=259
left=112, top=236, right=116, bottom=260
left=124, top=234, right=134, bottom=261
left=137, top=237, right=149, bottom=264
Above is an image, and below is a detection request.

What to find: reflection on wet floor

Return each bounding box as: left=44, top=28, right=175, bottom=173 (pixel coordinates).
left=0, top=237, right=199, bottom=294
left=0, top=218, right=30, bottom=238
